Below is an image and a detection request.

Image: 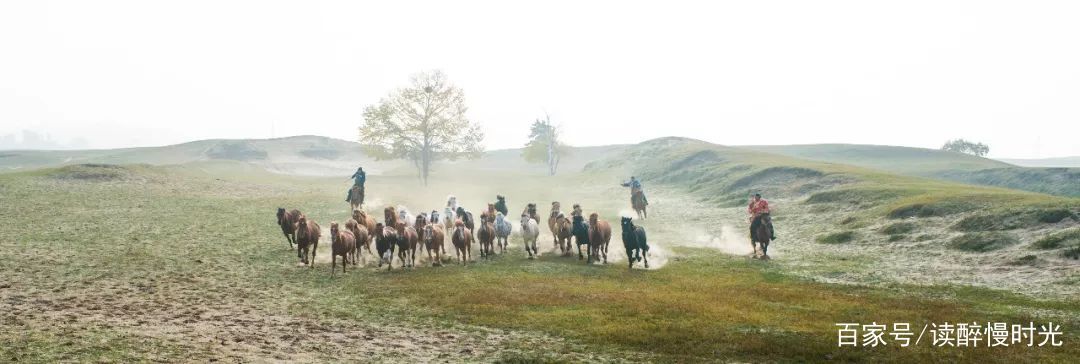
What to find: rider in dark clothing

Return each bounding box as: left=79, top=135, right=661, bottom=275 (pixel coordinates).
left=346, top=167, right=366, bottom=202
left=620, top=176, right=649, bottom=205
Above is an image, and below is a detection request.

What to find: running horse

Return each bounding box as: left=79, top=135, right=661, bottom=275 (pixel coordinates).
left=751, top=215, right=772, bottom=260
left=348, top=185, right=365, bottom=210
left=631, top=187, right=647, bottom=219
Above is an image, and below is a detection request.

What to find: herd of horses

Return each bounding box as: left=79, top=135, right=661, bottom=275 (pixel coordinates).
left=276, top=195, right=652, bottom=275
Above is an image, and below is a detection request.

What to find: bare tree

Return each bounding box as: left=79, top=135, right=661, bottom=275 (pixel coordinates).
left=522, top=114, right=569, bottom=176
left=359, top=70, right=484, bottom=185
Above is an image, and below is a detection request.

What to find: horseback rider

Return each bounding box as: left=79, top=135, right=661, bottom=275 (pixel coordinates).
left=345, top=167, right=366, bottom=202
left=748, top=193, right=776, bottom=240
left=620, top=176, right=649, bottom=205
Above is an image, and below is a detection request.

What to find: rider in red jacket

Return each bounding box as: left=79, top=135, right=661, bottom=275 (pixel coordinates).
left=748, top=193, right=776, bottom=240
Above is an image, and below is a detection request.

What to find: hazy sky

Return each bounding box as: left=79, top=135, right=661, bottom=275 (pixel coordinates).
left=2, top=1, right=1078, bottom=158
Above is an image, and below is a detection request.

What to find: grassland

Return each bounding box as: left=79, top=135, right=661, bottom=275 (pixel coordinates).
left=2, top=137, right=1078, bottom=362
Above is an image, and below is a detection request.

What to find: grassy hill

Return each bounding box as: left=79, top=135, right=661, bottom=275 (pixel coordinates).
left=744, top=143, right=1011, bottom=174
left=744, top=143, right=1079, bottom=197
left=1000, top=156, right=1080, bottom=168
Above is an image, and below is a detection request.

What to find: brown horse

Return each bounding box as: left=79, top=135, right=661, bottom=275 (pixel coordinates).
left=631, top=189, right=648, bottom=219
left=330, top=222, right=356, bottom=275
left=484, top=203, right=497, bottom=224
left=348, top=185, right=364, bottom=210
left=351, top=210, right=376, bottom=258
left=477, top=220, right=496, bottom=259
left=402, top=224, right=419, bottom=268
left=751, top=215, right=772, bottom=260
left=384, top=206, right=399, bottom=229
left=548, top=201, right=562, bottom=248
left=555, top=213, right=572, bottom=255
left=345, top=219, right=369, bottom=266
left=295, top=215, right=321, bottom=267
left=423, top=224, right=445, bottom=266
left=276, top=208, right=301, bottom=249
left=451, top=220, right=472, bottom=265
left=588, top=213, right=612, bottom=264
left=455, top=207, right=475, bottom=244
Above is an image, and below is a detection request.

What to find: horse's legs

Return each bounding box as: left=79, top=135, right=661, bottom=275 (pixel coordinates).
left=643, top=248, right=650, bottom=268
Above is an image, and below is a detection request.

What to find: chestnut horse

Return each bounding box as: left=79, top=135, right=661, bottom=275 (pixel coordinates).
left=520, top=214, right=540, bottom=259
left=430, top=211, right=447, bottom=256
left=588, top=213, right=612, bottom=264
left=554, top=213, right=572, bottom=255
left=345, top=219, right=369, bottom=266
left=351, top=209, right=377, bottom=258
left=422, top=224, right=445, bottom=266
left=621, top=217, right=649, bottom=269
left=276, top=208, right=301, bottom=249
left=548, top=202, right=562, bottom=248
left=329, top=222, right=356, bottom=275
left=451, top=220, right=472, bottom=265
left=477, top=219, right=496, bottom=259
left=455, top=207, right=475, bottom=244
left=384, top=206, right=399, bottom=230
left=295, top=215, right=321, bottom=267
left=401, top=224, right=419, bottom=268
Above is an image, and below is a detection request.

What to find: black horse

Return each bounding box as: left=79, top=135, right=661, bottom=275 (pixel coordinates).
left=374, top=223, right=397, bottom=270
left=621, top=217, right=649, bottom=269
left=571, top=215, right=591, bottom=261
left=494, top=195, right=509, bottom=217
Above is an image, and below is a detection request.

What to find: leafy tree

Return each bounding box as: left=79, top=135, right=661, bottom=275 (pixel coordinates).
left=522, top=114, right=569, bottom=176
left=359, top=70, right=484, bottom=185
left=941, top=139, right=990, bottom=157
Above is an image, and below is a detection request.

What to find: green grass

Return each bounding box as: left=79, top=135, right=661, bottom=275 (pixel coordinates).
left=954, top=208, right=1078, bottom=232
left=881, top=222, right=916, bottom=235
left=948, top=232, right=1020, bottom=252
left=1033, top=228, right=1080, bottom=250
left=3, top=138, right=1079, bottom=362
left=816, top=231, right=856, bottom=244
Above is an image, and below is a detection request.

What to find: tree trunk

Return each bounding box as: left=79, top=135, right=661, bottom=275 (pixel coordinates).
left=421, top=148, right=430, bottom=186
left=546, top=137, right=556, bottom=176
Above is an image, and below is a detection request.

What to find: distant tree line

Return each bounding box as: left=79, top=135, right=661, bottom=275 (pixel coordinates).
left=942, top=139, right=989, bottom=157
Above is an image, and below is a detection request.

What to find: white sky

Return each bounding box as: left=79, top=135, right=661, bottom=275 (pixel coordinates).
left=1, top=1, right=1078, bottom=158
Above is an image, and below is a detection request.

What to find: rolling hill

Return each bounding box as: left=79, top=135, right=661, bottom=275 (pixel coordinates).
left=743, top=143, right=1079, bottom=197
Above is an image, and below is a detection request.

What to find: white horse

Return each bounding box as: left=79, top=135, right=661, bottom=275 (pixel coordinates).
left=520, top=214, right=540, bottom=259
left=398, top=205, right=414, bottom=229
left=444, top=195, right=458, bottom=230
left=494, top=212, right=512, bottom=254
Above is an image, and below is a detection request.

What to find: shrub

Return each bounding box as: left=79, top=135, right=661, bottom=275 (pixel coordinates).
left=881, top=222, right=916, bottom=235
left=887, top=201, right=977, bottom=219
left=1032, top=229, right=1080, bottom=250
left=1066, top=247, right=1080, bottom=260
left=49, top=164, right=128, bottom=181
left=1007, top=255, right=1038, bottom=266
left=947, top=232, right=1019, bottom=252
left=1036, top=209, right=1077, bottom=223
left=954, top=208, right=1079, bottom=232
left=206, top=142, right=267, bottom=161
left=816, top=231, right=855, bottom=244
